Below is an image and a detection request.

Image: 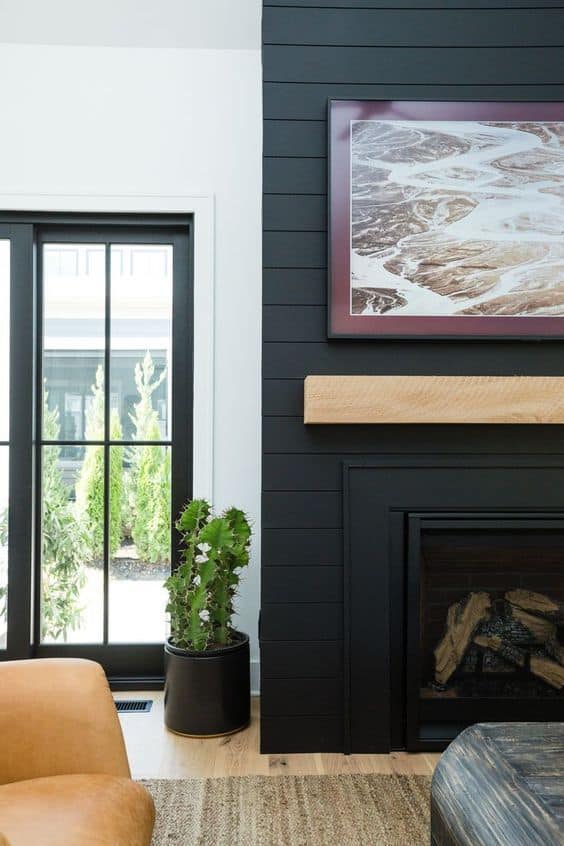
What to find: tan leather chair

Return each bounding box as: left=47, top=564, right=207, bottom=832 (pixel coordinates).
left=0, top=658, right=155, bottom=846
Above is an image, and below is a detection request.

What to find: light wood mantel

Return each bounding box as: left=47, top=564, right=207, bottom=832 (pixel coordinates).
left=304, top=376, right=564, bottom=425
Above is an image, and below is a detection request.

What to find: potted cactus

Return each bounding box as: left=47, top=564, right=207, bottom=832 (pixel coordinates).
left=163, top=498, right=251, bottom=736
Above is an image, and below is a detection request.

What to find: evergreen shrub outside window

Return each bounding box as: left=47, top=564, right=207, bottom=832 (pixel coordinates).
left=5, top=351, right=174, bottom=642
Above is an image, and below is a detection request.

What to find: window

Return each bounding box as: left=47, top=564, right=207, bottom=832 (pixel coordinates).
left=0, top=216, right=192, bottom=678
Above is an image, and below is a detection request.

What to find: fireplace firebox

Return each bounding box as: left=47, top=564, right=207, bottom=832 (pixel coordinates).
left=406, top=516, right=564, bottom=750
left=345, top=462, right=564, bottom=754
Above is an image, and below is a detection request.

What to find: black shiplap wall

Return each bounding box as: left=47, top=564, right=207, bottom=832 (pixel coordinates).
left=261, top=0, right=564, bottom=752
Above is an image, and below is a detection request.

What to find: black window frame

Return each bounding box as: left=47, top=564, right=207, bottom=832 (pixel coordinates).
left=0, top=213, right=193, bottom=685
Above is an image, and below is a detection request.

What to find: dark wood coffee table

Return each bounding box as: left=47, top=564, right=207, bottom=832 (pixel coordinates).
left=431, top=723, right=564, bottom=846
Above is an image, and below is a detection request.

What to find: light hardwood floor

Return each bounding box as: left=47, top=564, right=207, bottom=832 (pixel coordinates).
left=117, top=692, right=441, bottom=779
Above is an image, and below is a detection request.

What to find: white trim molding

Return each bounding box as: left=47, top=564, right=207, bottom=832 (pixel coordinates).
left=0, top=192, right=215, bottom=501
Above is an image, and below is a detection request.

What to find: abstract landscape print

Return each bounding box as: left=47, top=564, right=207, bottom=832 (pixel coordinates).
left=329, top=102, right=564, bottom=337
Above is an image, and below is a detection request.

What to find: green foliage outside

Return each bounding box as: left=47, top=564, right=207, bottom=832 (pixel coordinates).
left=0, top=507, right=7, bottom=626
left=41, top=389, right=89, bottom=641
left=131, top=425, right=171, bottom=564
left=127, top=352, right=171, bottom=564
left=75, top=366, right=124, bottom=558
left=165, top=499, right=251, bottom=651
left=1, top=353, right=170, bottom=640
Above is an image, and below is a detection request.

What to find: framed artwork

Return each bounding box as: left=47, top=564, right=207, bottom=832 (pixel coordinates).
left=329, top=100, right=564, bottom=338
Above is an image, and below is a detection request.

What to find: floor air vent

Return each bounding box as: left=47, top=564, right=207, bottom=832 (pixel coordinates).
left=115, top=699, right=153, bottom=713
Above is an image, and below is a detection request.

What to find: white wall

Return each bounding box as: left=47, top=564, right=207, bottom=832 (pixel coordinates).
left=0, top=31, right=262, bottom=684
left=0, top=0, right=260, bottom=49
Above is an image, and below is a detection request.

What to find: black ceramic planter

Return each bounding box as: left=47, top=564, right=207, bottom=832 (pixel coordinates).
left=164, top=631, right=250, bottom=737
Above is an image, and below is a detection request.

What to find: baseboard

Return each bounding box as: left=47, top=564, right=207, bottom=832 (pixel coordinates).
left=110, top=676, right=165, bottom=691
left=251, top=658, right=260, bottom=696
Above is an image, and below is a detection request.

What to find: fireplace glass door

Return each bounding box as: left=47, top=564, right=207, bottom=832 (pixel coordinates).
left=406, top=515, right=564, bottom=750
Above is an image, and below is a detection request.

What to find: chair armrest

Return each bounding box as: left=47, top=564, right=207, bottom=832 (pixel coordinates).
left=0, top=658, right=130, bottom=785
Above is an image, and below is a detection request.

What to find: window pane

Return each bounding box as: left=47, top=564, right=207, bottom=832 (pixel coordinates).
left=43, top=244, right=105, bottom=442
left=110, top=245, right=172, bottom=441
left=109, top=445, right=170, bottom=643
left=0, top=447, right=8, bottom=650
left=41, top=446, right=103, bottom=643
left=0, top=240, right=9, bottom=440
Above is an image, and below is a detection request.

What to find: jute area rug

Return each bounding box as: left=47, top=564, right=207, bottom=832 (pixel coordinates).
left=144, top=773, right=431, bottom=846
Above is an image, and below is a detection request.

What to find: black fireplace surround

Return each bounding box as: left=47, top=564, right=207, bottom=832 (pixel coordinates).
left=345, top=461, right=564, bottom=753
left=261, top=0, right=564, bottom=756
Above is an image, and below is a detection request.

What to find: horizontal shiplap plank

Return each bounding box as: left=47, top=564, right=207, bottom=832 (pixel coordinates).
left=264, top=195, right=326, bottom=231
left=260, top=715, right=342, bottom=753
left=261, top=603, right=343, bottom=640
left=264, top=119, right=326, bottom=158
left=265, top=1, right=564, bottom=7
left=263, top=304, right=325, bottom=341
left=263, top=454, right=344, bottom=490
left=264, top=83, right=564, bottom=120
left=263, top=491, right=341, bottom=528
left=264, top=232, right=326, bottom=268
left=263, top=378, right=303, bottom=416
left=263, top=268, right=326, bottom=305
left=262, top=528, right=342, bottom=565
left=260, top=641, right=343, bottom=679
left=264, top=8, right=564, bottom=47
left=263, top=418, right=564, bottom=454
left=264, top=419, right=405, bottom=454
left=264, top=157, right=326, bottom=194
left=261, top=678, right=342, bottom=716
left=264, top=45, right=564, bottom=85
left=263, top=341, right=564, bottom=379
left=264, top=305, right=326, bottom=340
left=262, top=565, right=342, bottom=603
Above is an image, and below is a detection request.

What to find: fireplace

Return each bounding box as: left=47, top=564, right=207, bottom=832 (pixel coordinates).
left=345, top=462, right=564, bottom=754
left=406, top=516, right=564, bottom=750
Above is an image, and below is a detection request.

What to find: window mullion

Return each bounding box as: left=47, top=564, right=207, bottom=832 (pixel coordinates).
left=6, top=223, right=35, bottom=658
left=103, top=243, right=111, bottom=645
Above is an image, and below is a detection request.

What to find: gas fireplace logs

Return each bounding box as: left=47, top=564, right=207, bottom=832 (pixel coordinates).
left=434, top=592, right=492, bottom=685
left=546, top=638, right=564, bottom=666
left=433, top=590, right=564, bottom=691
left=505, top=589, right=564, bottom=625
left=508, top=606, right=556, bottom=643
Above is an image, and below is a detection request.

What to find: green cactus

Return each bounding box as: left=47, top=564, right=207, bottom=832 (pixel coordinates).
left=165, top=498, right=251, bottom=651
